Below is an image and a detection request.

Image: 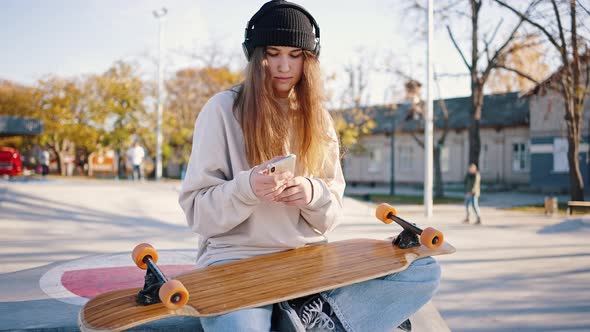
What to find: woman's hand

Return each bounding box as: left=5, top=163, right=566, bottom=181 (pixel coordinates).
left=274, top=176, right=313, bottom=207
left=250, top=157, right=293, bottom=202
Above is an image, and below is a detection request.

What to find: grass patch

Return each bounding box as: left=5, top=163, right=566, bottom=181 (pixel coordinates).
left=347, top=193, right=464, bottom=205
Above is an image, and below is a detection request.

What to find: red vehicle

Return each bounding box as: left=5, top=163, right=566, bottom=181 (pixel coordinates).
left=0, top=147, right=23, bottom=176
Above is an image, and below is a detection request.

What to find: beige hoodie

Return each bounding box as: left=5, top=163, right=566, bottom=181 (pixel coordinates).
left=179, top=90, right=345, bottom=267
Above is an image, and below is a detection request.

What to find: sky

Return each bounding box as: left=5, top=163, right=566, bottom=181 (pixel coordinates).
left=0, top=0, right=481, bottom=106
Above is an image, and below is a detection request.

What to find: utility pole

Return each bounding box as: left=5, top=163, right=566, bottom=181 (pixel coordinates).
left=153, top=7, right=167, bottom=181
left=390, top=117, right=396, bottom=196
left=424, top=0, right=434, bottom=217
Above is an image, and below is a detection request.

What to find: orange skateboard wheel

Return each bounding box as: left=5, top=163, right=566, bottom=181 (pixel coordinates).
left=132, top=243, right=158, bottom=270
left=159, top=279, right=189, bottom=310
left=376, top=203, right=397, bottom=224
left=420, top=227, right=444, bottom=250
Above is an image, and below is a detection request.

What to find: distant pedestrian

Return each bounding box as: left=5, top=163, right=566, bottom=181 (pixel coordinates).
left=76, top=154, right=86, bottom=176
left=463, top=163, right=481, bottom=225
left=126, top=142, right=145, bottom=181
left=39, top=147, right=50, bottom=177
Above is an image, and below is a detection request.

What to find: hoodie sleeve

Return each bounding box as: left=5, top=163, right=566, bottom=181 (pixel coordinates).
left=299, top=128, right=346, bottom=234
left=178, top=93, right=259, bottom=238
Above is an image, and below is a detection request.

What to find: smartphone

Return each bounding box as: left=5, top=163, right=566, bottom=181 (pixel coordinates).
left=267, top=154, right=296, bottom=175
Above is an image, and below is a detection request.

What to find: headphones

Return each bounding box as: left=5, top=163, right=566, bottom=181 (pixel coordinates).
left=242, top=1, right=321, bottom=61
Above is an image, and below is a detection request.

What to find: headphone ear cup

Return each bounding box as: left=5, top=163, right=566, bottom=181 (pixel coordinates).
left=242, top=42, right=250, bottom=60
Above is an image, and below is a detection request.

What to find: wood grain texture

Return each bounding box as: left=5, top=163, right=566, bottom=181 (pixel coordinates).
left=79, top=239, right=455, bottom=331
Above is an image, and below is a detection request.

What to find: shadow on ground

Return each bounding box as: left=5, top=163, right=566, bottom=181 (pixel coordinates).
left=538, top=219, right=590, bottom=234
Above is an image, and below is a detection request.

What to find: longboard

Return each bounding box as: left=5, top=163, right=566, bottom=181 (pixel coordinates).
left=79, top=204, right=456, bottom=331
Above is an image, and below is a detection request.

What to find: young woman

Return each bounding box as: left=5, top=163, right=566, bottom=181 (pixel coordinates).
left=179, top=1, right=441, bottom=331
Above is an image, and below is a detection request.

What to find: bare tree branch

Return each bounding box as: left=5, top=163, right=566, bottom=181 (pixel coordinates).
left=551, top=0, right=570, bottom=68
left=487, top=18, right=504, bottom=49
left=483, top=38, right=493, bottom=66
left=446, top=25, right=472, bottom=70
left=503, top=37, right=545, bottom=54
left=480, top=1, right=540, bottom=85
left=444, top=9, right=472, bottom=20
left=441, top=0, right=465, bottom=11
left=494, top=0, right=562, bottom=51
left=410, top=132, right=425, bottom=149
left=578, top=0, right=590, bottom=16
left=482, top=18, right=526, bottom=83
left=409, top=0, right=469, bottom=20
left=496, top=64, right=541, bottom=85
left=437, top=72, right=471, bottom=78
left=394, top=69, right=416, bottom=82
left=585, top=55, right=590, bottom=94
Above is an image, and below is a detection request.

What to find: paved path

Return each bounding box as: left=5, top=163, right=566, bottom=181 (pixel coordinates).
left=0, top=178, right=588, bottom=331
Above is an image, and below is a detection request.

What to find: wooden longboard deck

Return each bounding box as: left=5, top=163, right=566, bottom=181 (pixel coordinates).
left=79, top=239, right=455, bottom=331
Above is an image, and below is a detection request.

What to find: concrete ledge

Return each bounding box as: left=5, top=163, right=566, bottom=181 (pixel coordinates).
left=408, top=301, right=451, bottom=332
left=1, top=301, right=445, bottom=332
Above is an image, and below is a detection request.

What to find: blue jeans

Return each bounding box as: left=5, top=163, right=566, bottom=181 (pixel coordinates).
left=200, top=257, right=441, bottom=332
left=132, top=164, right=142, bottom=181
left=465, top=194, right=481, bottom=220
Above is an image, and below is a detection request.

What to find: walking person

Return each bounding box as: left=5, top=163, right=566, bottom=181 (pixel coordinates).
left=39, top=146, right=50, bottom=177
left=179, top=1, right=441, bottom=331
left=463, top=163, right=482, bottom=225
left=126, top=141, right=145, bottom=181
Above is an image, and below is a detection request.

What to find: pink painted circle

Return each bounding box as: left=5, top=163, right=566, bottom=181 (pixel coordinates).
left=39, top=250, right=195, bottom=305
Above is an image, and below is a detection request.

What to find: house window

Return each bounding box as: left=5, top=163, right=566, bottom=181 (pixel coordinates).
left=440, top=146, right=450, bottom=173
left=480, top=144, right=489, bottom=172
left=512, top=143, right=529, bottom=171
left=553, top=138, right=569, bottom=172
left=398, top=146, right=414, bottom=172
left=368, top=147, right=381, bottom=173
left=343, top=155, right=353, bottom=175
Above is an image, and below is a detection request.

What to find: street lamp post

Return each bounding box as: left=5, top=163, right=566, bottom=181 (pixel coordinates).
left=153, top=7, right=167, bottom=181
left=389, top=118, right=396, bottom=196
left=424, top=0, right=434, bottom=217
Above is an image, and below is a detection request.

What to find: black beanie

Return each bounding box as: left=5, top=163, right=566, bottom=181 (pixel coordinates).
left=246, top=0, right=317, bottom=53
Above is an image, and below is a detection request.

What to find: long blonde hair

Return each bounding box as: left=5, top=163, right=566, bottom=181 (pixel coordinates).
left=233, top=47, right=336, bottom=178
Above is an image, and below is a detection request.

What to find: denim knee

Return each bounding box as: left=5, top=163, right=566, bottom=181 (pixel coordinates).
left=317, top=257, right=442, bottom=332
left=383, top=257, right=441, bottom=285
left=200, top=305, right=273, bottom=332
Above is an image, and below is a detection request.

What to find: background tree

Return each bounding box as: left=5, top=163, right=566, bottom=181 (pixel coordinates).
left=164, top=65, right=242, bottom=172
left=332, top=51, right=377, bottom=157
left=35, top=76, right=97, bottom=175
left=445, top=0, right=537, bottom=167
left=400, top=1, right=546, bottom=199
left=0, top=80, right=37, bottom=117
left=0, top=80, right=39, bottom=149
left=332, top=108, right=377, bottom=152
left=87, top=61, right=147, bottom=176
left=486, top=35, right=552, bottom=93
left=495, top=0, right=590, bottom=200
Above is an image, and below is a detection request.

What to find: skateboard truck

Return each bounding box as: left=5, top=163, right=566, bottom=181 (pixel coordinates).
left=389, top=214, right=426, bottom=249
left=393, top=228, right=421, bottom=249
left=136, top=256, right=167, bottom=305
left=376, top=203, right=444, bottom=250
left=132, top=243, right=190, bottom=310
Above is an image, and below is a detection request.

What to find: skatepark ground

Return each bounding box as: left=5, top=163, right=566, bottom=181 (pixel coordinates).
left=0, top=177, right=588, bottom=331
